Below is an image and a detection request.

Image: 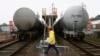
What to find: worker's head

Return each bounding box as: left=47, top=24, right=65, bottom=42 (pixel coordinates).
left=48, top=26, right=52, bottom=31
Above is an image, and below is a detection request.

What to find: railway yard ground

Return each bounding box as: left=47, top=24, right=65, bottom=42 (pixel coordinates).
left=85, top=35, right=100, bottom=44
left=0, top=33, right=100, bottom=56
left=0, top=34, right=14, bottom=43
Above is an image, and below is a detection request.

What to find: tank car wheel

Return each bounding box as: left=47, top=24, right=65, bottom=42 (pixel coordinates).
left=19, top=35, right=27, bottom=41
left=77, top=32, right=85, bottom=41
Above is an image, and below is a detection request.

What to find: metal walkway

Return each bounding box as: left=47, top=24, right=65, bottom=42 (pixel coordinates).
left=35, top=40, right=69, bottom=56
left=26, top=40, right=80, bottom=56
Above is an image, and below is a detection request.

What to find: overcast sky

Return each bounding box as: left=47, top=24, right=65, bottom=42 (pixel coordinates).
left=0, top=0, right=100, bottom=24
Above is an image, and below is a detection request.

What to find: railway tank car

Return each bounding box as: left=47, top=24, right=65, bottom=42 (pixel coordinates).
left=13, top=7, right=45, bottom=40
left=54, top=5, right=89, bottom=41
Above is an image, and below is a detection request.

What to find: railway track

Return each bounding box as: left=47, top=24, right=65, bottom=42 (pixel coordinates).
left=0, top=40, right=30, bottom=56
left=56, top=36, right=82, bottom=56
left=13, top=36, right=42, bottom=56
left=69, top=40, right=100, bottom=56
left=0, top=40, right=19, bottom=48
left=56, top=34, right=100, bottom=56
left=0, top=37, right=42, bottom=56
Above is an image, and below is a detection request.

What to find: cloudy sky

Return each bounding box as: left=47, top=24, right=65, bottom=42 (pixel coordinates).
left=0, top=0, right=100, bottom=24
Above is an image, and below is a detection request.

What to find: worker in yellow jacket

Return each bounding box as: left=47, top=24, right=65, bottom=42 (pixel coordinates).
left=45, top=26, right=59, bottom=55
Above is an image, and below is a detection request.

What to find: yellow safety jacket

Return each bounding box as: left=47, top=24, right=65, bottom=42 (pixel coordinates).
left=48, top=30, right=56, bottom=45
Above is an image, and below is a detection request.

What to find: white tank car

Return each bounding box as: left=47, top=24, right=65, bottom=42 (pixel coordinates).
left=13, top=7, right=39, bottom=30
left=54, top=5, right=89, bottom=41
left=61, top=6, right=89, bottom=31
left=13, top=7, right=46, bottom=40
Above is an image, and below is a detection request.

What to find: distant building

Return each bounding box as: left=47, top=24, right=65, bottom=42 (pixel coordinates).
left=90, top=15, right=100, bottom=37
left=91, top=15, right=100, bottom=21
left=91, top=15, right=100, bottom=29
left=0, top=23, right=18, bottom=33
left=0, top=23, right=10, bottom=32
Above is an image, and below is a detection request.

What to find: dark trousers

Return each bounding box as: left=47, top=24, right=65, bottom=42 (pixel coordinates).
left=45, top=44, right=59, bottom=54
